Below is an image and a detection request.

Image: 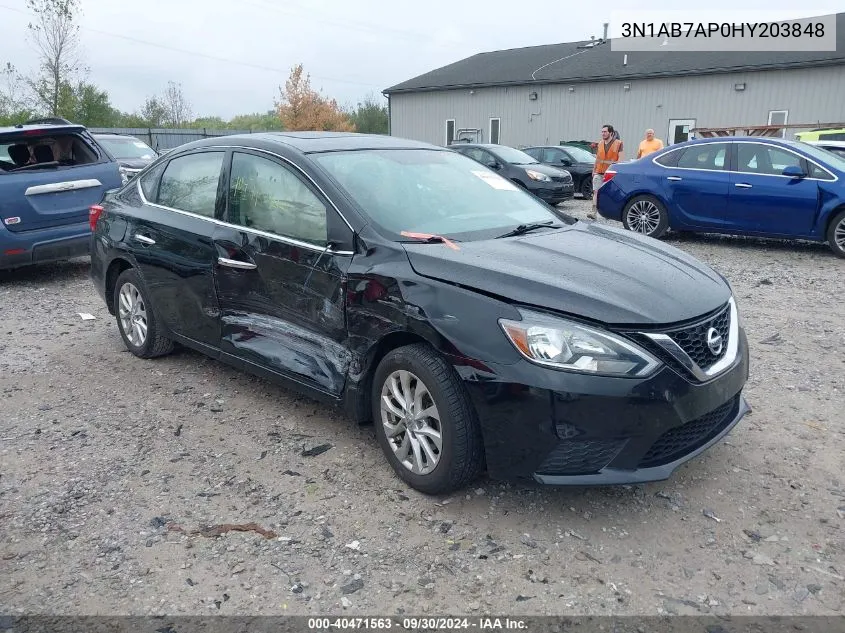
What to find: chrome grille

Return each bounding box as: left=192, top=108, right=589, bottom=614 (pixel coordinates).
left=664, top=304, right=730, bottom=371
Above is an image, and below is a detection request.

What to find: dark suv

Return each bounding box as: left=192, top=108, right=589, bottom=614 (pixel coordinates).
left=89, top=132, right=750, bottom=494
left=0, top=119, right=122, bottom=270
left=523, top=144, right=597, bottom=198
left=449, top=143, right=574, bottom=205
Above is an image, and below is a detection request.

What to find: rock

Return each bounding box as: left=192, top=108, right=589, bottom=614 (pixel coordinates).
left=521, top=534, right=538, bottom=548
left=742, top=529, right=762, bottom=542
left=807, top=584, right=822, bottom=595
left=702, top=509, right=722, bottom=522
left=755, top=583, right=769, bottom=595
left=345, top=540, right=361, bottom=551
left=515, top=595, right=532, bottom=602
left=439, top=522, right=453, bottom=534
left=752, top=553, right=775, bottom=566
left=302, top=443, right=333, bottom=457
left=321, top=525, right=334, bottom=539
left=291, top=583, right=304, bottom=594
left=794, top=587, right=810, bottom=603
left=418, top=577, right=435, bottom=589
left=341, top=597, right=352, bottom=608
left=341, top=579, right=363, bottom=595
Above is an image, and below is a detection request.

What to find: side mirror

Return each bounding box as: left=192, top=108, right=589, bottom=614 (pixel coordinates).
left=560, top=158, right=572, bottom=166
left=486, top=160, right=499, bottom=169
left=782, top=165, right=805, bottom=178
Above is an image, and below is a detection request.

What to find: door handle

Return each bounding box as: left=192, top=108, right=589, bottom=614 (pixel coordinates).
left=666, top=176, right=682, bottom=181
left=218, top=257, right=257, bottom=270
left=133, top=234, right=155, bottom=245
left=734, top=183, right=752, bottom=189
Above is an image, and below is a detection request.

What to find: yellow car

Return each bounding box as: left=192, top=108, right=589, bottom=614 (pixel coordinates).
left=795, top=128, right=845, bottom=142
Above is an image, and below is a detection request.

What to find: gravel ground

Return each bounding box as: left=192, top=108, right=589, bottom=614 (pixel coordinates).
left=1, top=197, right=843, bottom=617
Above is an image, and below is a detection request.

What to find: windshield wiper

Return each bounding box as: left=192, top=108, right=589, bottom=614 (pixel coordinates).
left=495, top=220, right=560, bottom=239
left=400, top=231, right=460, bottom=251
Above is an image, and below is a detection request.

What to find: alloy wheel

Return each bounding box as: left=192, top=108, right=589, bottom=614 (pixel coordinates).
left=626, top=200, right=662, bottom=235
left=835, top=217, right=845, bottom=251
left=118, top=282, right=148, bottom=347
left=380, top=369, right=443, bottom=475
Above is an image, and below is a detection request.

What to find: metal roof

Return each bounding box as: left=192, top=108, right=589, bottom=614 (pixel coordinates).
left=384, top=12, right=845, bottom=94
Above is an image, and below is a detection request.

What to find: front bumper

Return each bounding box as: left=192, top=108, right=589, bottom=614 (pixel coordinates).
left=530, top=182, right=575, bottom=204
left=459, top=327, right=750, bottom=485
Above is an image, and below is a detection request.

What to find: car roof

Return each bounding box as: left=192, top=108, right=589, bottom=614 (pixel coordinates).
left=0, top=123, right=86, bottom=137
left=666, top=136, right=812, bottom=150
left=174, top=131, right=441, bottom=154
left=808, top=139, right=845, bottom=148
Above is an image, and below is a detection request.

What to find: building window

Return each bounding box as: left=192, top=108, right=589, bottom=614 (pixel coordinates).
left=445, top=119, right=455, bottom=146
left=490, top=118, right=500, bottom=145
left=768, top=110, right=788, bottom=138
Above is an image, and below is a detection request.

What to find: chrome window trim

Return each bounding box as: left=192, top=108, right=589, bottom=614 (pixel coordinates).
left=651, top=140, right=838, bottom=182
left=136, top=146, right=355, bottom=256
left=641, top=297, right=740, bottom=383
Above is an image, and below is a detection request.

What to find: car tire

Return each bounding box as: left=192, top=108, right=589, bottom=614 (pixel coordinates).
left=113, top=268, right=174, bottom=359
left=622, top=195, right=669, bottom=239
left=371, top=343, right=485, bottom=495
left=827, top=209, right=845, bottom=258
left=579, top=177, right=592, bottom=198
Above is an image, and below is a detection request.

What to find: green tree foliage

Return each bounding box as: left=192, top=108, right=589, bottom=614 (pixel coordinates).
left=228, top=111, right=285, bottom=131
left=26, top=0, right=83, bottom=116
left=56, top=80, right=119, bottom=126
left=347, top=93, right=388, bottom=135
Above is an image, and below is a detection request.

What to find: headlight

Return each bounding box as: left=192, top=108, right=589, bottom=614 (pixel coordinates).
left=526, top=169, right=551, bottom=182
left=499, top=309, right=661, bottom=377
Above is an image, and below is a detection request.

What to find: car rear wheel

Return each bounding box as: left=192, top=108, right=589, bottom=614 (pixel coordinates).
left=827, top=209, right=845, bottom=259
left=114, top=268, right=174, bottom=359
left=372, top=344, right=484, bottom=495
left=579, top=177, right=592, bottom=198
left=622, top=195, right=669, bottom=239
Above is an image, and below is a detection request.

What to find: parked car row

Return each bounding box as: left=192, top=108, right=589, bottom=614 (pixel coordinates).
left=595, top=136, right=845, bottom=258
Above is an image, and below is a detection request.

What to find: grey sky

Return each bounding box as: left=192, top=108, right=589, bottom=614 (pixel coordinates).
left=1, top=0, right=841, bottom=119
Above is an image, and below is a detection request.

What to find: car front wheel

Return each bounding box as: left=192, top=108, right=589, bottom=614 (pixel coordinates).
left=579, top=177, right=592, bottom=198
left=622, top=195, right=669, bottom=239
left=372, top=344, right=484, bottom=495
left=827, top=209, right=845, bottom=258
left=113, top=268, right=174, bottom=359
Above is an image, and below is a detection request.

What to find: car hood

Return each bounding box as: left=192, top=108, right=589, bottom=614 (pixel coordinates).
left=117, top=158, right=152, bottom=169
left=402, top=222, right=731, bottom=326
left=517, top=163, right=569, bottom=177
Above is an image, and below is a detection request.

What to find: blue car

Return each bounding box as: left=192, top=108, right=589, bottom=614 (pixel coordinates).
left=0, top=120, right=123, bottom=270
left=596, top=137, right=845, bottom=258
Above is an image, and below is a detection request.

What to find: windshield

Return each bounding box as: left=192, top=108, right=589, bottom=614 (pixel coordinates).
left=313, top=149, right=562, bottom=240
left=97, top=137, right=156, bottom=160
left=490, top=146, right=539, bottom=165
left=563, top=146, right=596, bottom=163
left=797, top=142, right=845, bottom=171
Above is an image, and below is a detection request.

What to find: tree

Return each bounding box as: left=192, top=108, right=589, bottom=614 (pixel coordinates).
left=162, top=81, right=192, bottom=127
left=25, top=0, right=84, bottom=116
left=139, top=96, right=168, bottom=127
left=347, top=93, right=388, bottom=134
left=229, top=111, right=285, bottom=131
left=276, top=64, right=355, bottom=132
left=56, top=80, right=117, bottom=126
left=0, top=63, right=35, bottom=125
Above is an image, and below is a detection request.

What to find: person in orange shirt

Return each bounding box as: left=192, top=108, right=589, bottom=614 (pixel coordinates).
left=590, top=124, right=623, bottom=218
left=637, top=129, right=664, bottom=158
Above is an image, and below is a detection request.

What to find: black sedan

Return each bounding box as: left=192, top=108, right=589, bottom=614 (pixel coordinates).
left=449, top=143, right=574, bottom=205
left=523, top=144, right=597, bottom=198
left=89, top=132, right=750, bottom=494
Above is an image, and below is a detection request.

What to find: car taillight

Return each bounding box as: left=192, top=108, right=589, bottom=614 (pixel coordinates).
left=603, top=169, right=616, bottom=183
left=89, top=205, right=104, bottom=231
